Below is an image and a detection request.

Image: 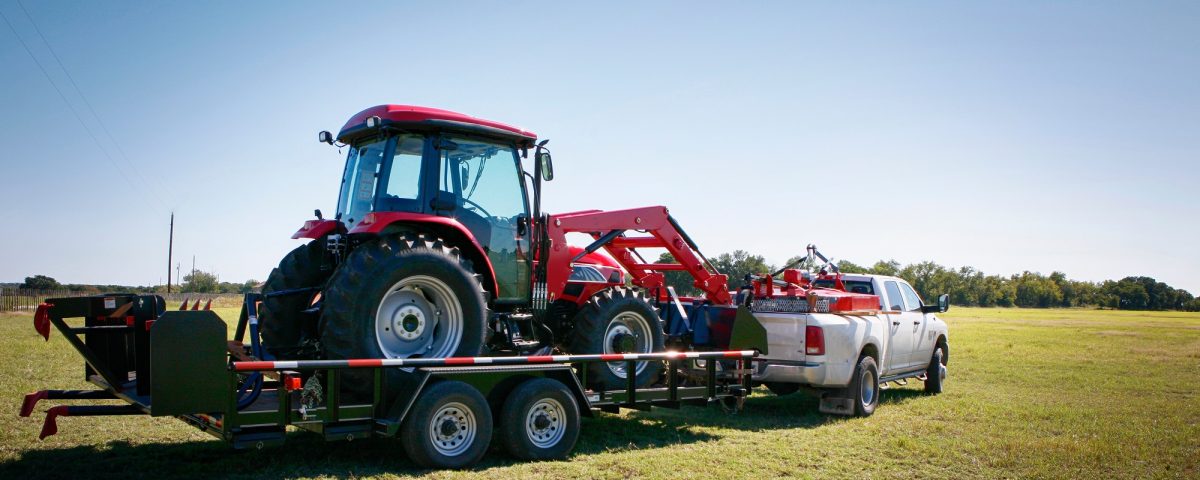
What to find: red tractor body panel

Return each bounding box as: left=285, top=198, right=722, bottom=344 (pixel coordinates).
left=291, top=219, right=341, bottom=239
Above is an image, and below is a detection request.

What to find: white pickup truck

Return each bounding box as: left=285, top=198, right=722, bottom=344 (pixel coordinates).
left=750, top=274, right=949, bottom=416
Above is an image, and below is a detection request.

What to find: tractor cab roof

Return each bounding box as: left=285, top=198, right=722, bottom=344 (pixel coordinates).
left=337, top=105, right=538, bottom=147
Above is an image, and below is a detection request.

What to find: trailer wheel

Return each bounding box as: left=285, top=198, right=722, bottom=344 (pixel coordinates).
left=260, top=237, right=332, bottom=359
left=923, top=344, right=947, bottom=394
left=764, top=382, right=800, bottom=396
left=498, top=378, right=580, bottom=461
left=400, top=380, right=492, bottom=469
left=320, top=234, right=487, bottom=400
left=568, top=287, right=664, bottom=390
left=849, top=355, right=879, bottom=417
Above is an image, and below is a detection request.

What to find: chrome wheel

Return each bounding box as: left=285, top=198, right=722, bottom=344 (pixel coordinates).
left=375, top=275, right=463, bottom=359
left=860, top=368, right=877, bottom=407
left=428, top=402, right=476, bottom=457
left=603, top=311, right=653, bottom=378
left=525, top=398, right=567, bottom=449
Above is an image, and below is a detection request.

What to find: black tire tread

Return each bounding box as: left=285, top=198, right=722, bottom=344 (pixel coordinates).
left=319, top=233, right=486, bottom=400
left=566, top=287, right=664, bottom=390
left=498, top=378, right=581, bottom=461
left=259, top=238, right=331, bottom=358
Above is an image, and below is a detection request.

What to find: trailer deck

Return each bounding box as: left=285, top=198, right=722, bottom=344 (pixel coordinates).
left=21, top=293, right=763, bottom=467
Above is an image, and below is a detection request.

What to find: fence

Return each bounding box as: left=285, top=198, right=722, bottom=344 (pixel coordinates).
left=0, top=288, right=244, bottom=312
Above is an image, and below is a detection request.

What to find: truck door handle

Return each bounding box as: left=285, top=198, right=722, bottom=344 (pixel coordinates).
left=892, top=321, right=900, bottom=326
left=913, top=321, right=920, bottom=325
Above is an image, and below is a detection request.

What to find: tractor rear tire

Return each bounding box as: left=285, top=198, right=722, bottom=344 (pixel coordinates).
left=568, top=287, right=664, bottom=391
left=319, top=234, right=487, bottom=401
left=259, top=237, right=332, bottom=359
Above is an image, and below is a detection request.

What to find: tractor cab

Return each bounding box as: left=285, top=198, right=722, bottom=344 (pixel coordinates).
left=322, top=105, right=550, bottom=303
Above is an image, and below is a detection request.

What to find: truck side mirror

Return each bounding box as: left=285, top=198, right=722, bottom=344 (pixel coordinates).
left=937, top=293, right=950, bottom=313
left=538, top=151, right=554, bottom=181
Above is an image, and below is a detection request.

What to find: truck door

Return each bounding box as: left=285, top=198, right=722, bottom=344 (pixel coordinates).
left=882, top=280, right=916, bottom=373
left=900, top=282, right=935, bottom=368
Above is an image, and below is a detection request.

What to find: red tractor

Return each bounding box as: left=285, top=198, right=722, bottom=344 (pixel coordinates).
left=259, top=105, right=736, bottom=396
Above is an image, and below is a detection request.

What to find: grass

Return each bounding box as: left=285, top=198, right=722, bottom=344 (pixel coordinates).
left=1, top=307, right=1197, bottom=479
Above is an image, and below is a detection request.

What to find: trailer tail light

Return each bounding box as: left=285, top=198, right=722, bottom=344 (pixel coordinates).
left=282, top=374, right=302, bottom=392
left=805, top=326, right=825, bottom=356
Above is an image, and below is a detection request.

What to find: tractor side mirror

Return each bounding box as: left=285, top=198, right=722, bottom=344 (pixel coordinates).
left=538, top=151, right=554, bottom=181
left=318, top=131, right=333, bottom=144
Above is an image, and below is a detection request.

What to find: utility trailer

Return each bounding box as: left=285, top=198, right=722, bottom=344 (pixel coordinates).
left=21, top=293, right=763, bottom=469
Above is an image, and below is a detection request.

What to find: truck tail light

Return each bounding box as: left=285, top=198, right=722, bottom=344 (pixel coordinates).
left=805, top=326, right=825, bottom=355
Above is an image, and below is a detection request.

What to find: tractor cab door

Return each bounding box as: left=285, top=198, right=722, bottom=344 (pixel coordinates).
left=435, top=136, right=532, bottom=303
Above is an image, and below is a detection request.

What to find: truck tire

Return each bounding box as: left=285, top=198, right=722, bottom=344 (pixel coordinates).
left=849, top=355, right=879, bottom=417
left=924, top=344, right=947, bottom=394
left=400, top=380, right=493, bottom=469
left=259, top=237, right=332, bottom=359
left=568, top=287, right=664, bottom=391
left=498, top=378, right=580, bottom=461
left=764, top=382, right=800, bottom=396
left=320, top=234, right=487, bottom=400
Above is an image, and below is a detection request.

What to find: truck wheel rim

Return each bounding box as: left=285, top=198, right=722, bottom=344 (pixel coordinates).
left=375, top=275, right=463, bottom=359
left=525, top=398, right=567, bottom=448
left=861, top=369, right=877, bottom=406
left=429, top=402, right=475, bottom=457
left=604, top=311, right=652, bottom=379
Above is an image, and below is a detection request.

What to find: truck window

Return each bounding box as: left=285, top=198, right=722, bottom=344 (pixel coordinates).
left=883, top=281, right=904, bottom=311
left=899, top=282, right=923, bottom=311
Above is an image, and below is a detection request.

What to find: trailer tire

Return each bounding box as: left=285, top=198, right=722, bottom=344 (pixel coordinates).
left=260, top=237, right=332, bottom=359
left=320, top=234, right=487, bottom=401
left=568, top=287, right=664, bottom=391
left=400, top=380, right=492, bottom=469
left=498, top=378, right=580, bottom=461
left=924, top=344, right=947, bottom=394
left=849, top=355, right=879, bottom=417
left=764, top=382, right=800, bottom=396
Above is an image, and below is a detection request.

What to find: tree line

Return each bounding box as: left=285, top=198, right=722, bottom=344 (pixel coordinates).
left=657, top=251, right=1200, bottom=312
left=15, top=272, right=259, bottom=295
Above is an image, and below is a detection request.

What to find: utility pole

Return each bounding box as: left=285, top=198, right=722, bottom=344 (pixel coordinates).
left=166, top=212, right=174, bottom=293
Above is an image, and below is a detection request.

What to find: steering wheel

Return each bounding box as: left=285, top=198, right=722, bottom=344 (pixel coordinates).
left=461, top=197, right=492, bottom=218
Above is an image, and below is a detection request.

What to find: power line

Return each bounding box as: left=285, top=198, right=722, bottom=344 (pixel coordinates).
left=15, top=0, right=174, bottom=208
left=0, top=5, right=162, bottom=208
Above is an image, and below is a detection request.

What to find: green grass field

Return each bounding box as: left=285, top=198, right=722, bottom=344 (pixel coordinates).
left=1, top=307, right=1196, bottom=479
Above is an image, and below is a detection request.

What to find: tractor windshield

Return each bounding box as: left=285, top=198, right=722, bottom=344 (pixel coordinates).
left=336, top=137, right=388, bottom=225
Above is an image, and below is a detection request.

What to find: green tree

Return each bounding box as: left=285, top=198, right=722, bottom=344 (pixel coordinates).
left=869, top=260, right=901, bottom=277
left=21, top=275, right=61, bottom=290
left=710, top=250, right=773, bottom=291
left=183, top=271, right=219, bottom=293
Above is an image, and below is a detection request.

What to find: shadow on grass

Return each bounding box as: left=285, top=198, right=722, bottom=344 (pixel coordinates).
left=0, top=388, right=931, bottom=479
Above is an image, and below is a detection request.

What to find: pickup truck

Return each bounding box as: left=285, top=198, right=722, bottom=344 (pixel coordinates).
left=750, top=273, right=949, bottom=416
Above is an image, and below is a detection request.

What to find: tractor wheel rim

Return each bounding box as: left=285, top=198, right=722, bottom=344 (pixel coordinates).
left=525, top=398, right=566, bottom=448
left=375, top=275, right=463, bottom=359
left=603, top=311, right=653, bottom=379
left=428, top=402, right=475, bottom=457
left=861, top=369, right=877, bottom=406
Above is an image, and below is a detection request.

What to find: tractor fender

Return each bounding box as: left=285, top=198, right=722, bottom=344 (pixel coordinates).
left=291, top=219, right=341, bottom=239
left=346, top=212, right=498, bottom=296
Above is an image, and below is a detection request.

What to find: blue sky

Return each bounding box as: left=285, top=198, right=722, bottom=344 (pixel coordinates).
left=1, top=1, right=1197, bottom=293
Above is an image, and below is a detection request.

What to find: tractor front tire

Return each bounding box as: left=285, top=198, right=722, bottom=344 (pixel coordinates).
left=259, top=237, right=332, bottom=359
left=568, top=287, right=664, bottom=391
left=320, top=234, right=488, bottom=401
